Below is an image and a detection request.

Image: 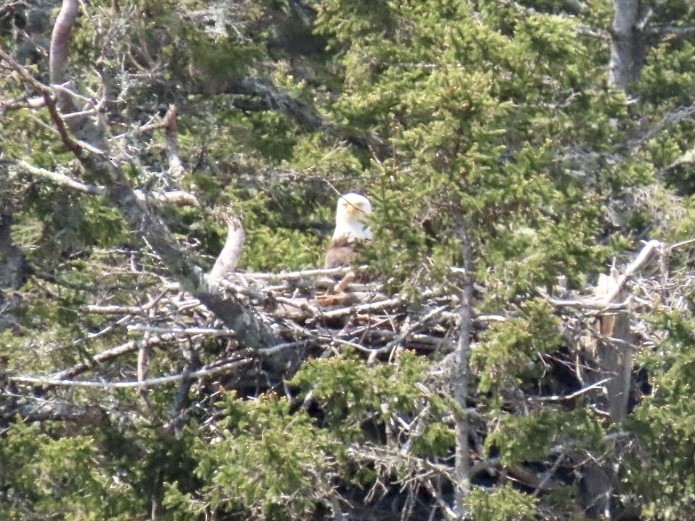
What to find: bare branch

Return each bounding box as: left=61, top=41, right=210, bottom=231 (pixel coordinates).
left=366, top=306, right=447, bottom=363
left=528, top=379, right=610, bottom=402
left=601, top=239, right=661, bottom=304
left=12, top=359, right=251, bottom=389
left=49, top=0, right=79, bottom=109
left=12, top=160, right=101, bottom=195
left=50, top=338, right=159, bottom=380
left=645, top=24, right=695, bottom=39
left=320, top=295, right=406, bottom=319
left=133, top=189, right=201, bottom=207
left=241, top=266, right=360, bottom=281
left=0, top=48, right=52, bottom=95
left=127, top=325, right=237, bottom=337
left=631, top=103, right=695, bottom=152
left=4, top=401, right=108, bottom=425
left=208, top=214, right=246, bottom=287
left=12, top=160, right=200, bottom=206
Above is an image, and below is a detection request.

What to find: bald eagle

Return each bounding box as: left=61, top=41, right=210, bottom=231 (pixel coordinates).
left=324, top=193, right=372, bottom=268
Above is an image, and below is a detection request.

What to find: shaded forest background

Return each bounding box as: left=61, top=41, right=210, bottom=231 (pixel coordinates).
left=3, top=0, right=695, bottom=519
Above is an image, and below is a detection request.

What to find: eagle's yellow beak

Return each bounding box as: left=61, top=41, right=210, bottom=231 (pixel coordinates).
left=346, top=203, right=360, bottom=215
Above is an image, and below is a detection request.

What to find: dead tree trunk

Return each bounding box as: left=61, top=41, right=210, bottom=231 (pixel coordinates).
left=608, top=0, right=646, bottom=91
left=453, top=217, right=474, bottom=519
left=595, top=267, right=633, bottom=424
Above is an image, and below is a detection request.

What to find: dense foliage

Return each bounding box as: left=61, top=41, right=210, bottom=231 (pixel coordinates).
left=3, top=0, right=695, bottom=519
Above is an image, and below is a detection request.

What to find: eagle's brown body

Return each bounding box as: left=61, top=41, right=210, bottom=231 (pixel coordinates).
left=324, top=236, right=361, bottom=268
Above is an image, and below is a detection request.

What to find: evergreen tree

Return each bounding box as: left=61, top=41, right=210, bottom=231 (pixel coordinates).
left=2, top=0, right=695, bottom=519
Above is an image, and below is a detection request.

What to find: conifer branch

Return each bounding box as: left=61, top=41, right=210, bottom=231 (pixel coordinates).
left=2, top=30, right=279, bottom=354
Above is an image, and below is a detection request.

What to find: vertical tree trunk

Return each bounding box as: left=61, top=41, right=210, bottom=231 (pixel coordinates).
left=600, top=309, right=632, bottom=424
left=453, top=219, right=474, bottom=519
left=609, top=0, right=646, bottom=91
left=595, top=268, right=632, bottom=424
left=453, top=281, right=473, bottom=519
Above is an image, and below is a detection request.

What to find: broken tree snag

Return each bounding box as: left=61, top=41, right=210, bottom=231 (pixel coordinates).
left=593, top=241, right=660, bottom=422
left=208, top=214, right=246, bottom=288
left=594, top=265, right=632, bottom=424
left=544, top=240, right=660, bottom=422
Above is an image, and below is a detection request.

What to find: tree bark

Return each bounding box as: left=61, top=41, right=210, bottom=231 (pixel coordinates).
left=596, top=267, right=632, bottom=424
left=608, top=0, right=646, bottom=91
left=49, top=0, right=78, bottom=110
left=453, top=218, right=474, bottom=519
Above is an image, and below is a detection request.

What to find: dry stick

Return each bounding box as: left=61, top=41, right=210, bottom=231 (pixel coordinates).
left=528, top=378, right=610, bottom=402
left=534, top=451, right=567, bottom=497
left=59, top=291, right=172, bottom=378
left=240, top=266, right=360, bottom=282
left=105, top=118, right=167, bottom=142
left=140, top=190, right=200, bottom=207
left=137, top=307, right=155, bottom=410
left=50, top=338, right=157, bottom=380
left=0, top=48, right=50, bottom=93
left=542, top=293, right=631, bottom=310
left=0, top=94, right=46, bottom=110
left=128, top=325, right=237, bottom=337
left=602, top=239, right=662, bottom=304
left=12, top=359, right=252, bottom=389
left=318, top=295, right=405, bottom=319
left=541, top=240, right=662, bottom=309
left=347, top=443, right=455, bottom=480
left=85, top=304, right=151, bottom=315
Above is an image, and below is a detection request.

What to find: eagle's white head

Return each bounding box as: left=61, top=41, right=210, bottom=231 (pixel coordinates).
left=331, top=193, right=373, bottom=242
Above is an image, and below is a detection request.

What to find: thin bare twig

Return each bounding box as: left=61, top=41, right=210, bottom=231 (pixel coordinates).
left=14, top=359, right=251, bottom=389
left=528, top=378, right=610, bottom=402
